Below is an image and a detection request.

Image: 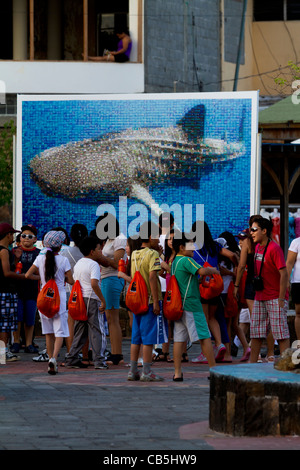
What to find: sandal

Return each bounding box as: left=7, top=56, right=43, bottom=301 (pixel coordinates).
left=173, top=374, right=183, bottom=382
left=266, top=355, right=275, bottom=363
left=106, top=354, right=124, bottom=365
left=153, top=352, right=173, bottom=362
left=181, top=353, right=189, bottom=362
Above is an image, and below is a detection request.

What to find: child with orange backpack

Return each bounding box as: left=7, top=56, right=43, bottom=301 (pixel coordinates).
left=171, top=232, right=219, bottom=381
left=127, top=221, right=168, bottom=382
left=25, top=231, right=74, bottom=375
left=64, top=236, right=107, bottom=370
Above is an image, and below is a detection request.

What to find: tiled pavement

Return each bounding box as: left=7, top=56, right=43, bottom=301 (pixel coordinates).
left=0, top=337, right=300, bottom=452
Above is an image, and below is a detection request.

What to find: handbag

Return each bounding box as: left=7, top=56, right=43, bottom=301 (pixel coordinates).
left=253, top=239, right=270, bottom=291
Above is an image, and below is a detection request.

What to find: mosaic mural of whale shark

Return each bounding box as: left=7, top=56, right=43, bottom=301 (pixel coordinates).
left=29, top=104, right=246, bottom=209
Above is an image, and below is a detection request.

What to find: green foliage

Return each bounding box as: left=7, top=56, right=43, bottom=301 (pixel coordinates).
left=0, top=120, right=16, bottom=207
left=274, top=61, right=300, bottom=89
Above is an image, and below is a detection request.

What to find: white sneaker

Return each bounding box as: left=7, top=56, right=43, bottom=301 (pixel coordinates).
left=48, top=358, right=58, bottom=375
left=32, top=349, right=49, bottom=362
left=6, top=351, right=20, bottom=362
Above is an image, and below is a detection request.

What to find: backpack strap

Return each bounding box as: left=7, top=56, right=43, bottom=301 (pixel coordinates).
left=182, top=274, right=192, bottom=309
left=133, top=248, right=150, bottom=272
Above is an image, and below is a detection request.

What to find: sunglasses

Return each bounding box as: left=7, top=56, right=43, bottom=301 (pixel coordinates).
left=21, top=234, right=36, bottom=240
left=250, top=227, right=259, bottom=233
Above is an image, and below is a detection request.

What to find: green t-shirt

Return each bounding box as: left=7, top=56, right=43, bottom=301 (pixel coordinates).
left=172, top=254, right=203, bottom=312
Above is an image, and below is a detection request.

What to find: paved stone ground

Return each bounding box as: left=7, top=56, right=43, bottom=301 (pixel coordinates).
left=0, top=336, right=300, bottom=453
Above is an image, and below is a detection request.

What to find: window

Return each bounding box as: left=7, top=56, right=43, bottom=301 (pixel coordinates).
left=254, top=0, right=284, bottom=21
left=254, top=0, right=300, bottom=21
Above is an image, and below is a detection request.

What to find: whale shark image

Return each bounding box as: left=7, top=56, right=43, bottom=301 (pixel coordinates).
left=29, top=105, right=246, bottom=210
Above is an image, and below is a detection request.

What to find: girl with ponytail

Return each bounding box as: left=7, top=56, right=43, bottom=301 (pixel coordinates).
left=26, top=231, right=74, bottom=374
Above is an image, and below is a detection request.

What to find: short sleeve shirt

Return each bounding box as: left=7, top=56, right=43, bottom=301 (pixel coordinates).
left=254, top=240, right=288, bottom=301
left=73, top=257, right=101, bottom=300
left=131, top=248, right=162, bottom=303
left=193, top=242, right=222, bottom=268
left=288, top=237, right=300, bottom=283
left=101, top=234, right=127, bottom=279
left=33, top=254, right=71, bottom=291
left=172, top=255, right=203, bottom=312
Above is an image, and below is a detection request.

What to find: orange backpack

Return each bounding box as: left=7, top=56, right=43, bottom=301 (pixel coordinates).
left=163, top=257, right=192, bottom=321
left=126, top=249, right=149, bottom=315
left=68, top=280, right=88, bottom=321
left=37, top=279, right=60, bottom=318
left=199, top=261, right=224, bottom=300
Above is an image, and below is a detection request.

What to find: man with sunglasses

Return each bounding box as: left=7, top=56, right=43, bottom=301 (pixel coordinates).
left=249, top=217, right=289, bottom=363
left=11, top=225, right=40, bottom=354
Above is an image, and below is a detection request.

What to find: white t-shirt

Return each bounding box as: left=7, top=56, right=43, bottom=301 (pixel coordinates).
left=101, top=234, right=127, bottom=279
left=33, top=254, right=71, bottom=314
left=288, top=237, right=300, bottom=282
left=73, top=257, right=101, bottom=300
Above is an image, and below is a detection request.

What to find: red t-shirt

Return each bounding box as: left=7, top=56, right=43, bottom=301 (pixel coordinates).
left=254, top=240, right=288, bottom=301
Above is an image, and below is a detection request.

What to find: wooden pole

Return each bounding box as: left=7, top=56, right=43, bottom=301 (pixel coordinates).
left=137, top=0, right=142, bottom=63
left=29, top=0, right=34, bottom=60
left=83, top=0, right=88, bottom=61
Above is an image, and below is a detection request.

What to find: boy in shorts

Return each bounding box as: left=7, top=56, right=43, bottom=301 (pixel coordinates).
left=128, top=221, right=168, bottom=382
left=171, top=232, right=219, bottom=381
left=250, top=217, right=290, bottom=362
left=65, top=236, right=107, bottom=370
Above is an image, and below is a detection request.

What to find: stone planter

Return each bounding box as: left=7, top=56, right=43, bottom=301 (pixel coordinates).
left=209, top=364, right=300, bottom=436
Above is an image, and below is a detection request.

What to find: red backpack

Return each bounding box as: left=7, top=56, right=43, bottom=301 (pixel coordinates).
left=37, top=279, right=60, bottom=318
left=126, top=249, right=149, bottom=315
left=194, top=252, right=224, bottom=300
left=199, top=261, right=224, bottom=300
left=68, top=280, right=88, bottom=321
left=163, top=257, right=192, bottom=321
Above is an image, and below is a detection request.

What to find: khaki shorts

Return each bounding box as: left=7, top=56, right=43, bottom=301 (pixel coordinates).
left=173, top=309, right=210, bottom=343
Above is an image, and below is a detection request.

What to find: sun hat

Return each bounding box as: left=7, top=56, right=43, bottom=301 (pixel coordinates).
left=43, top=230, right=66, bottom=249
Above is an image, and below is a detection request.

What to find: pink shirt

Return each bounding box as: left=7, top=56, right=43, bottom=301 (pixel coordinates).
left=254, top=240, right=288, bottom=301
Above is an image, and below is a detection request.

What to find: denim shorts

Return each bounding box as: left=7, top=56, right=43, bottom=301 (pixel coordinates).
left=101, top=276, right=124, bottom=310
left=17, top=299, right=37, bottom=326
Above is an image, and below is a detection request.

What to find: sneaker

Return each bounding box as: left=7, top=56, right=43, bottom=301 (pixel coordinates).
left=191, top=353, right=208, bottom=364
left=95, top=362, right=109, bottom=370
left=127, top=370, right=140, bottom=381
left=6, top=351, right=21, bottom=362
left=32, top=349, right=49, bottom=362
left=48, top=358, right=58, bottom=375
left=24, top=345, right=39, bottom=353
left=214, top=344, right=226, bottom=362
left=140, top=371, right=164, bottom=382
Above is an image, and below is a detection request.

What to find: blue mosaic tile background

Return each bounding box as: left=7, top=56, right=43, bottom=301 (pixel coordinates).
left=20, top=96, right=254, bottom=241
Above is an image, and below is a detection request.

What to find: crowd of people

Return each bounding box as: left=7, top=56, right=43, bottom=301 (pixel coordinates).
left=0, top=210, right=299, bottom=381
